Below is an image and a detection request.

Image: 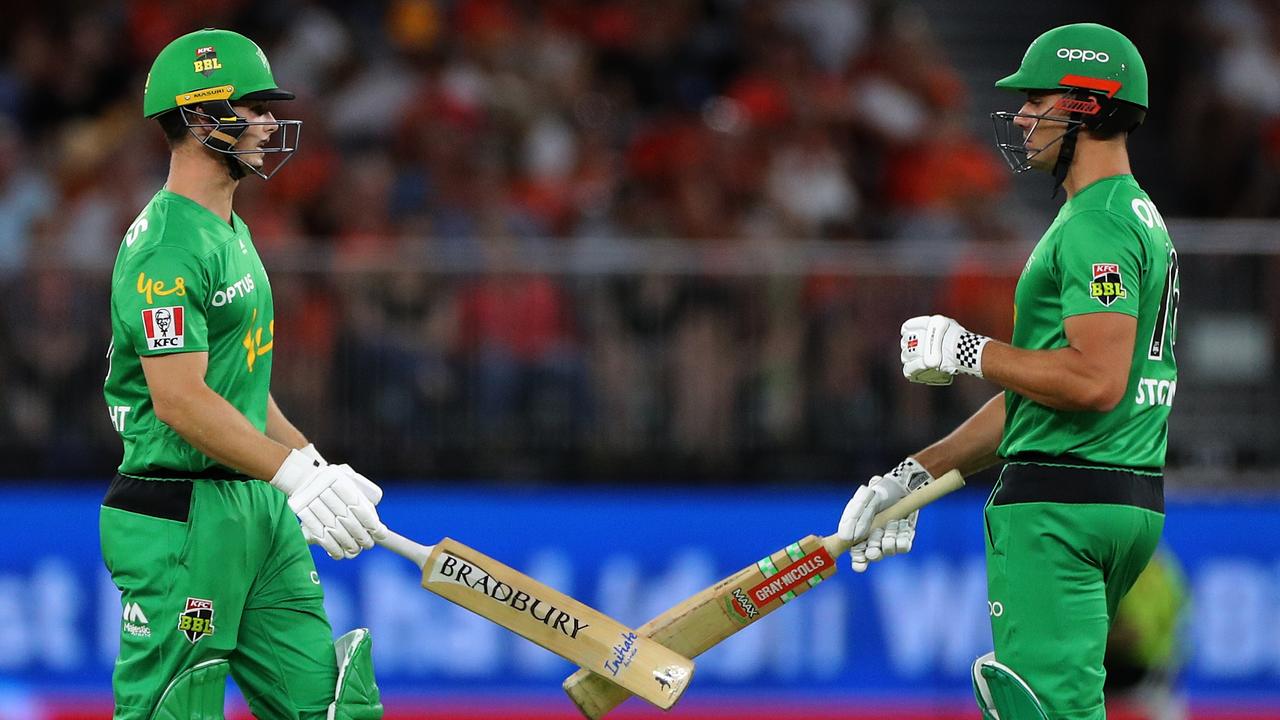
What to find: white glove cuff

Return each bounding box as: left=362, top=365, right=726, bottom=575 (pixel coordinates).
left=891, top=457, right=935, bottom=492
left=271, top=448, right=321, bottom=497
left=956, top=332, right=992, bottom=378
left=299, top=443, right=326, bottom=465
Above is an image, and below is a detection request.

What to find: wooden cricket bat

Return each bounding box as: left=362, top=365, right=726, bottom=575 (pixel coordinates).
left=377, top=534, right=694, bottom=710
left=561, top=469, right=965, bottom=719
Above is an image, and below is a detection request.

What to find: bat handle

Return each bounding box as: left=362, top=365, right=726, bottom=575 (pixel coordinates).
left=377, top=529, right=435, bottom=570
left=825, top=468, right=966, bottom=556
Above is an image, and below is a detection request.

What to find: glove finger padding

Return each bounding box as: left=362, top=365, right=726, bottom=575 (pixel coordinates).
left=863, top=526, right=885, bottom=562
left=333, top=463, right=383, bottom=506
left=837, top=483, right=878, bottom=542
left=325, top=477, right=385, bottom=542
left=298, top=507, right=345, bottom=559
left=319, top=488, right=375, bottom=551
left=850, top=541, right=871, bottom=573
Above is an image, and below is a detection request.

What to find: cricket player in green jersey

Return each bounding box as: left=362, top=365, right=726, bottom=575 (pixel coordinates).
left=102, top=29, right=384, bottom=719
left=835, top=24, right=1178, bottom=720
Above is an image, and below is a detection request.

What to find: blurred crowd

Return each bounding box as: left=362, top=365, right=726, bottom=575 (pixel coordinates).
left=0, top=0, right=1276, bottom=481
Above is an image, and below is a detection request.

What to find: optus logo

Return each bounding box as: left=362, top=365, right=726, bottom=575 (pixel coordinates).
left=1057, top=47, right=1110, bottom=62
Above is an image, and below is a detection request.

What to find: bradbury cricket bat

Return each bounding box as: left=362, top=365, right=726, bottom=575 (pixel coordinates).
left=561, top=469, right=965, bottom=719
left=377, top=533, right=694, bottom=710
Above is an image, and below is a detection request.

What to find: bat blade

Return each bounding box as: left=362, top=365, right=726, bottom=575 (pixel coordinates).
left=562, top=468, right=965, bottom=718
left=379, top=535, right=694, bottom=710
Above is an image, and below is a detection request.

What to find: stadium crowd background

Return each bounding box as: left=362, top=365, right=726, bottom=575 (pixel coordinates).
left=0, top=0, right=1276, bottom=484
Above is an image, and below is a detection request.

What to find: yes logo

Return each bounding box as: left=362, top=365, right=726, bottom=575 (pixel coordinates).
left=136, top=272, right=186, bottom=305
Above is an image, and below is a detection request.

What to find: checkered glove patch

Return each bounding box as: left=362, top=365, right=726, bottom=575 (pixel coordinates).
left=900, top=315, right=991, bottom=382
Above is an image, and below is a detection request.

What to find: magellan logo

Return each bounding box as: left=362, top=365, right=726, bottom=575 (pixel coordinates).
left=1057, top=47, right=1110, bottom=63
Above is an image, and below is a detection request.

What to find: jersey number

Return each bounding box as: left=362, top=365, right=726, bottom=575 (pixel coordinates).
left=1148, top=247, right=1179, bottom=360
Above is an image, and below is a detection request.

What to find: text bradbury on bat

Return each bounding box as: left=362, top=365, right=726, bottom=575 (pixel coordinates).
left=429, top=553, right=592, bottom=639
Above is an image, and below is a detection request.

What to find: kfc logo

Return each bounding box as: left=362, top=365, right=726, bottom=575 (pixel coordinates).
left=142, top=306, right=185, bottom=350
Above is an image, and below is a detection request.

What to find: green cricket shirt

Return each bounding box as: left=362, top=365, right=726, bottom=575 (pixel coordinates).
left=999, top=174, right=1179, bottom=470
left=104, top=189, right=274, bottom=476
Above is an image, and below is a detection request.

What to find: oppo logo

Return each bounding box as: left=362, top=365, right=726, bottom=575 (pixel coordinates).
left=1057, top=47, right=1110, bottom=63
left=988, top=600, right=1005, bottom=617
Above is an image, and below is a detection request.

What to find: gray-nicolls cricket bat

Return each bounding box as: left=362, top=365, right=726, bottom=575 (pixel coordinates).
left=377, top=534, right=695, bottom=710
left=561, top=469, right=965, bottom=718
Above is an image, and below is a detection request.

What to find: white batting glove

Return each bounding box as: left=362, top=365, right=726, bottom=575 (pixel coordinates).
left=850, top=511, right=919, bottom=572
left=837, top=458, right=933, bottom=572
left=297, top=443, right=383, bottom=506
left=900, top=315, right=991, bottom=384
left=271, top=450, right=388, bottom=560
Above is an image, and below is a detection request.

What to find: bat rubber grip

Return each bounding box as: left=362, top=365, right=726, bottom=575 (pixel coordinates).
left=377, top=529, right=435, bottom=569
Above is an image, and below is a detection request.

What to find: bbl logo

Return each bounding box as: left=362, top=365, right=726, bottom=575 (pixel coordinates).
left=177, top=597, right=216, bottom=644
left=194, top=46, right=222, bottom=77
left=1089, top=263, right=1128, bottom=307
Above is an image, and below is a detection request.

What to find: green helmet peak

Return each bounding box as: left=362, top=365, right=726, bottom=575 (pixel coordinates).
left=143, top=28, right=294, bottom=119
left=996, top=23, right=1147, bottom=110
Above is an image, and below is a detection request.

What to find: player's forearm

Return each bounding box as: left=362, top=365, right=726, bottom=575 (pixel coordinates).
left=153, top=385, right=291, bottom=480
left=980, top=341, right=1124, bottom=412
left=265, top=393, right=309, bottom=449
left=915, top=393, right=1005, bottom=477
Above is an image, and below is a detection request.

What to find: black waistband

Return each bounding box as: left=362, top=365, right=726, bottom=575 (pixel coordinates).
left=1003, top=451, right=1161, bottom=475
left=122, top=468, right=255, bottom=482
left=995, top=462, right=1164, bottom=513
left=103, top=474, right=194, bottom=522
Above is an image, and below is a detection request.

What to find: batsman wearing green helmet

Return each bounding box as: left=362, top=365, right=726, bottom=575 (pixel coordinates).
left=836, top=23, right=1177, bottom=720
left=103, top=29, right=384, bottom=719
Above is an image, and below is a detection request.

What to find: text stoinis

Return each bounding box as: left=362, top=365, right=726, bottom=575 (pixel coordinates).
left=141, top=306, right=185, bottom=350
left=748, top=548, right=832, bottom=607
left=429, top=553, right=591, bottom=639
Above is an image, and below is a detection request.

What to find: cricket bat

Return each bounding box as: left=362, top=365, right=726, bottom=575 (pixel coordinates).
left=377, top=533, right=694, bottom=710
left=561, top=469, right=965, bottom=719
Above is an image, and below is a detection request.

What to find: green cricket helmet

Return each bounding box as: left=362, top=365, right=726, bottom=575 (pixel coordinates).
left=144, top=28, right=300, bottom=179
left=991, top=23, right=1147, bottom=180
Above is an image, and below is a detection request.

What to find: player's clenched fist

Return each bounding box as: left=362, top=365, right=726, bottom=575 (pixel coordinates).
left=271, top=449, right=388, bottom=559
left=900, top=315, right=992, bottom=384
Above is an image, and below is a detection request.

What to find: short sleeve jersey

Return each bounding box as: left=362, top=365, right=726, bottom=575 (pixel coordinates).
left=999, top=175, right=1179, bottom=470
left=104, top=190, right=274, bottom=476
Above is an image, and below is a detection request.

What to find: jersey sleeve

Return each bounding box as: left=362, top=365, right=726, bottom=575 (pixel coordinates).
left=1054, top=211, right=1144, bottom=319
left=114, top=247, right=211, bottom=355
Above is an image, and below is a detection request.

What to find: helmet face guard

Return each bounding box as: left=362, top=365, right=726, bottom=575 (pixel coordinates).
left=990, top=104, right=1083, bottom=174
left=178, top=100, right=301, bottom=180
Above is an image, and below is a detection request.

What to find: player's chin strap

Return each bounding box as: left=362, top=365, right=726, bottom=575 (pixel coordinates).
left=182, top=102, right=251, bottom=181
left=1049, top=116, right=1081, bottom=199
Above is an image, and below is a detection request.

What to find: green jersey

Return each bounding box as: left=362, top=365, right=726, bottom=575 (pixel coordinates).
left=104, top=189, right=275, bottom=476
left=1000, top=175, right=1179, bottom=470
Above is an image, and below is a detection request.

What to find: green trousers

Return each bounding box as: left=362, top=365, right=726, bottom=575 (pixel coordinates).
left=984, top=461, right=1164, bottom=720
left=101, top=474, right=338, bottom=719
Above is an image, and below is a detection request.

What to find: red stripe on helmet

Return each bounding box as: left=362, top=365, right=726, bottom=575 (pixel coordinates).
left=1059, top=74, right=1122, bottom=98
